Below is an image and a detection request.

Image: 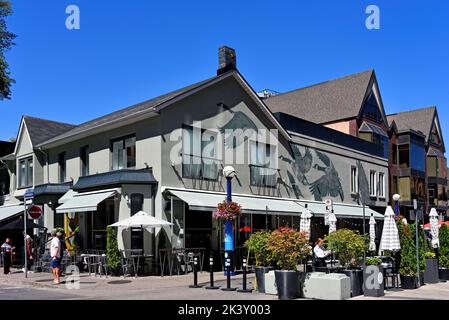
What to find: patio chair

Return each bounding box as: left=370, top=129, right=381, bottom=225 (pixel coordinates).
left=382, top=256, right=400, bottom=289
left=120, top=251, right=136, bottom=277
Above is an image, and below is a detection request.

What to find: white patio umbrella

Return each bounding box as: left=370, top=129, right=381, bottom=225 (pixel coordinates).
left=429, top=208, right=440, bottom=249
left=300, top=209, right=313, bottom=240
left=328, top=211, right=337, bottom=234
left=378, top=206, right=401, bottom=254
left=369, top=214, right=377, bottom=252
left=109, top=211, right=173, bottom=229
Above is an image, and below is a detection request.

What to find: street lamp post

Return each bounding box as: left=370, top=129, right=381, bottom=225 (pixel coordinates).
left=393, top=194, right=401, bottom=216
left=223, top=166, right=236, bottom=276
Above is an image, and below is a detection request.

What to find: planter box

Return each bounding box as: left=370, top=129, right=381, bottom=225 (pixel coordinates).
left=424, top=258, right=439, bottom=284
left=274, top=270, right=299, bottom=300
left=363, top=265, right=384, bottom=297
left=302, top=272, right=351, bottom=300
left=400, top=275, right=417, bottom=289
left=264, top=270, right=277, bottom=295
left=254, top=266, right=272, bottom=293
left=336, top=269, right=364, bottom=297
left=439, top=268, right=449, bottom=280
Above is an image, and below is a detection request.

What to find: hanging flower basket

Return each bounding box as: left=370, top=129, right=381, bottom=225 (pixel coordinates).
left=212, top=200, right=242, bottom=221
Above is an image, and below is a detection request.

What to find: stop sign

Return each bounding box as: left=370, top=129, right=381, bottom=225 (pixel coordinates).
left=28, top=205, right=43, bottom=219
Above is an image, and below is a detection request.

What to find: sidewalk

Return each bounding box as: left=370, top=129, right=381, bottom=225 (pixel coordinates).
left=0, top=267, right=275, bottom=300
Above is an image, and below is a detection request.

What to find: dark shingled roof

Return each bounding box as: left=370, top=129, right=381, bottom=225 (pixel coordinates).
left=386, top=106, right=436, bottom=139
left=38, top=73, right=226, bottom=147
left=73, top=169, right=157, bottom=191
left=34, top=182, right=73, bottom=196
left=264, top=70, right=374, bottom=124
left=24, top=116, right=76, bottom=146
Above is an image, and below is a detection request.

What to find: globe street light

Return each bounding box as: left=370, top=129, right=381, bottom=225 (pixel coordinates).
left=393, top=194, right=401, bottom=216
left=223, top=166, right=236, bottom=276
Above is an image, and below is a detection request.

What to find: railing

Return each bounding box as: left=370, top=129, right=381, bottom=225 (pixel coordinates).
left=249, top=165, right=279, bottom=188
left=182, top=154, right=220, bottom=181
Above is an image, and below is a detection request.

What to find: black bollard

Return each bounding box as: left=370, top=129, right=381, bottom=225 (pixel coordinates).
left=189, top=256, right=203, bottom=288
left=205, top=254, right=220, bottom=289
left=221, top=251, right=236, bottom=291
left=237, top=258, right=252, bottom=293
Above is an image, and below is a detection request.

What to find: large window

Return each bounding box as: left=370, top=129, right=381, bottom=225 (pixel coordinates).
left=182, top=126, right=219, bottom=180
left=112, top=135, right=136, bottom=170
left=80, top=145, right=89, bottom=177
left=58, top=152, right=66, bottom=183
left=410, top=143, right=425, bottom=172
left=399, top=177, right=411, bottom=201
left=378, top=172, right=385, bottom=198
left=249, top=141, right=277, bottom=187
left=369, top=170, right=377, bottom=197
left=18, top=157, right=33, bottom=188
left=427, top=156, right=438, bottom=177
left=398, top=144, right=410, bottom=168
left=392, top=143, right=398, bottom=165
left=350, top=166, right=358, bottom=194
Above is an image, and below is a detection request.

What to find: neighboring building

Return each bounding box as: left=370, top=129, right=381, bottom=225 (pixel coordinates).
left=0, top=140, right=15, bottom=205
left=0, top=116, right=75, bottom=228
left=387, top=106, right=447, bottom=220
left=0, top=47, right=387, bottom=266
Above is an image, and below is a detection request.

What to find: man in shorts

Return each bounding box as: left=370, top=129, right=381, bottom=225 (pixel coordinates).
left=50, top=230, right=61, bottom=284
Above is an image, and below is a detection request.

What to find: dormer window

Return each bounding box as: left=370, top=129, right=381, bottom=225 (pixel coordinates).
left=18, top=157, right=33, bottom=189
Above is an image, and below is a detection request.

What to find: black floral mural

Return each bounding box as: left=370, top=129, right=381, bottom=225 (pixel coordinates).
left=309, top=150, right=344, bottom=202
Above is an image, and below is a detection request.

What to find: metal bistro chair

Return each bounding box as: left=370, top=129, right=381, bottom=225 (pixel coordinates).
left=383, top=256, right=400, bottom=289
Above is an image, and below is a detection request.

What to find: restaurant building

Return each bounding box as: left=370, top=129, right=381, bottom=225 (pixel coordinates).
left=0, top=47, right=417, bottom=267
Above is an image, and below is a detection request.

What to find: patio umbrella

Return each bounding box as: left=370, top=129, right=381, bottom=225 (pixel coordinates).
left=378, top=206, right=401, bottom=254
left=369, top=214, right=377, bottom=252
left=300, top=209, right=313, bottom=240
left=328, top=211, right=337, bottom=234
left=429, top=208, right=440, bottom=249
left=109, top=211, right=172, bottom=229
left=423, top=220, right=449, bottom=230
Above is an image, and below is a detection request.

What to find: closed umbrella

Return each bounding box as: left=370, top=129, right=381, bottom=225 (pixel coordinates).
left=328, top=211, right=337, bottom=234
left=369, top=214, right=377, bottom=252
left=300, top=209, right=313, bottom=240
left=378, top=206, right=401, bottom=254
left=429, top=208, right=439, bottom=249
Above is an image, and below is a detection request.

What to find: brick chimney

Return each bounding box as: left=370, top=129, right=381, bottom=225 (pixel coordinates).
left=217, top=46, right=237, bottom=75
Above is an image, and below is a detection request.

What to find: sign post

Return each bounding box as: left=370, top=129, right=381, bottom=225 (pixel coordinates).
left=23, top=189, right=34, bottom=278
left=413, top=199, right=420, bottom=287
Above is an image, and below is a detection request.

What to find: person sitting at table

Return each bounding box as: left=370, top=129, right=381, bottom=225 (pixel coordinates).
left=313, top=238, right=332, bottom=268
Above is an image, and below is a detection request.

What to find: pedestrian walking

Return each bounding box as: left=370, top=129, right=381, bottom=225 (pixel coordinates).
left=56, top=231, right=65, bottom=277
left=1, top=238, right=14, bottom=274
left=50, top=230, right=61, bottom=284
left=22, top=234, right=33, bottom=273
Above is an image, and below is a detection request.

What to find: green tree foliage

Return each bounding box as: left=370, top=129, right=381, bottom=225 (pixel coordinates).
left=106, top=226, right=121, bottom=270
left=397, top=220, right=417, bottom=276
left=244, top=230, right=272, bottom=267
left=439, top=224, right=449, bottom=268
left=0, top=1, right=16, bottom=100
left=324, top=229, right=366, bottom=269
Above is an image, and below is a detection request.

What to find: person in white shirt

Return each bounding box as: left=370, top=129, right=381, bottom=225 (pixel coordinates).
left=313, top=238, right=332, bottom=268
left=50, top=230, right=61, bottom=284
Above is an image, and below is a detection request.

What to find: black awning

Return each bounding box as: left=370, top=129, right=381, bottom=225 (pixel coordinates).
left=34, top=182, right=73, bottom=196
left=73, top=169, right=157, bottom=191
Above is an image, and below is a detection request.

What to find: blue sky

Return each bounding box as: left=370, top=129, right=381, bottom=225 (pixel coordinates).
left=2, top=0, right=448, bottom=143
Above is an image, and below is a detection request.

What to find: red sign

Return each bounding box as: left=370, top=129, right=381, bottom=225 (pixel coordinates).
left=28, top=205, right=43, bottom=219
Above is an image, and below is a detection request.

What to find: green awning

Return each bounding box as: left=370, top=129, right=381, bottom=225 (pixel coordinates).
left=295, top=200, right=384, bottom=220
left=0, top=204, right=24, bottom=222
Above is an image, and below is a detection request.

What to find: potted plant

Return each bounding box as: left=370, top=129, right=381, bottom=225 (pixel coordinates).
left=424, top=251, right=439, bottom=284
left=396, top=219, right=418, bottom=289
left=439, top=224, right=449, bottom=280
left=325, top=229, right=366, bottom=297
left=106, top=226, right=121, bottom=276
left=244, top=231, right=272, bottom=293
left=363, top=257, right=384, bottom=297
left=266, top=227, right=311, bottom=300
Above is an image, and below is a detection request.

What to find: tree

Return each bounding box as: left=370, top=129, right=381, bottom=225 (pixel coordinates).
left=0, top=1, right=16, bottom=100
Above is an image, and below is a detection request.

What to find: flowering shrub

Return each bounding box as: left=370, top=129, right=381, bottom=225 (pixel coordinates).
left=212, top=200, right=242, bottom=221
left=244, top=230, right=272, bottom=267
left=266, top=227, right=311, bottom=270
